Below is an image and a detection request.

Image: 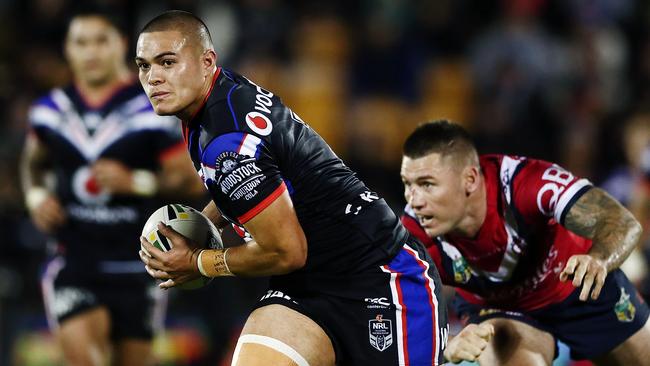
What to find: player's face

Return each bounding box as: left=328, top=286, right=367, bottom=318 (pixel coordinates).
left=135, top=31, right=207, bottom=117
left=65, top=17, right=126, bottom=86
left=401, top=153, right=468, bottom=237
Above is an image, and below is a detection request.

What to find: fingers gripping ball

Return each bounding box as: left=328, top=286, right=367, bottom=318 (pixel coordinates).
left=141, top=204, right=223, bottom=289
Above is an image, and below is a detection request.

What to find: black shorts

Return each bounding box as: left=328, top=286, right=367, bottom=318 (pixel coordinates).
left=452, top=269, right=650, bottom=360
left=254, top=241, right=448, bottom=366
left=40, top=256, right=167, bottom=340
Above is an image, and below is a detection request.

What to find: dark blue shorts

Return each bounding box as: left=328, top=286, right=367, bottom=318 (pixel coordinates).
left=452, top=269, right=649, bottom=360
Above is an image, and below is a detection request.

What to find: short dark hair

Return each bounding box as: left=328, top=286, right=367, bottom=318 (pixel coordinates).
left=403, top=120, right=477, bottom=161
left=140, top=10, right=213, bottom=50
left=66, top=4, right=128, bottom=35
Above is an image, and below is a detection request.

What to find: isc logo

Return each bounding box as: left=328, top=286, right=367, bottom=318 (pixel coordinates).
left=364, top=297, right=390, bottom=307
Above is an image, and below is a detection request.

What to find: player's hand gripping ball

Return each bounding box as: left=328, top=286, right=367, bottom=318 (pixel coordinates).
left=141, top=204, right=223, bottom=289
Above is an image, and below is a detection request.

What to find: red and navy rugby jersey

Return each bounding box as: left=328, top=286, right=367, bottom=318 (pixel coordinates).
left=184, top=68, right=408, bottom=274
left=402, top=155, right=594, bottom=310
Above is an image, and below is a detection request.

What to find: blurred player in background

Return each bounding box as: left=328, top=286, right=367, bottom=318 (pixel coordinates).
left=136, top=10, right=448, bottom=366
left=20, top=8, right=204, bottom=366
left=401, top=120, right=650, bottom=365
left=601, top=113, right=650, bottom=297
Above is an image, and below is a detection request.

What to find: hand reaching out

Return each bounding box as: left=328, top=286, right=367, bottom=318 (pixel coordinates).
left=444, top=323, right=494, bottom=364
left=559, top=254, right=608, bottom=301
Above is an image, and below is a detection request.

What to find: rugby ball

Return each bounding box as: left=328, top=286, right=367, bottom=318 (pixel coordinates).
left=141, top=203, right=223, bottom=289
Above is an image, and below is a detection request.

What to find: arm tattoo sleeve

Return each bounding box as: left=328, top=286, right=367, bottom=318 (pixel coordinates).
left=563, top=187, right=642, bottom=271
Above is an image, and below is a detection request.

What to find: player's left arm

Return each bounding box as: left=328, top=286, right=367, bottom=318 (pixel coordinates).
left=560, top=187, right=642, bottom=300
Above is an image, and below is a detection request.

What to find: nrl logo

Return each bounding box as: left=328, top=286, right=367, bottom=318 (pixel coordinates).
left=614, top=287, right=636, bottom=322
left=369, top=314, right=393, bottom=352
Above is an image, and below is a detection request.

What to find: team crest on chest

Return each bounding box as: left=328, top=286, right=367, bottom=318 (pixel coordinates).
left=369, top=314, right=393, bottom=352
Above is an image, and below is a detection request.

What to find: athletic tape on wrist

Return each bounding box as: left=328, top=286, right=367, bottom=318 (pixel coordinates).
left=198, top=248, right=234, bottom=277
left=197, top=250, right=208, bottom=276
left=132, top=170, right=158, bottom=196
left=25, top=187, right=49, bottom=211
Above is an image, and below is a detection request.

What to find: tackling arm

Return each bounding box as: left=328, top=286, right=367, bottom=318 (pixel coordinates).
left=563, top=187, right=642, bottom=271
left=560, top=187, right=642, bottom=300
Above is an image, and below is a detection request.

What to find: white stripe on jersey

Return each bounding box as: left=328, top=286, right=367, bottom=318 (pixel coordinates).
left=29, top=105, right=62, bottom=129
left=474, top=156, right=527, bottom=282
left=238, top=134, right=262, bottom=157
left=403, top=245, right=441, bottom=364
left=380, top=264, right=406, bottom=365
left=554, top=178, right=592, bottom=223
left=29, top=88, right=179, bottom=161
left=500, top=155, right=524, bottom=205
left=41, top=256, right=66, bottom=331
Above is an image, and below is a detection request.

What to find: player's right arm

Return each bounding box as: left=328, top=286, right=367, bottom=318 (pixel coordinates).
left=140, top=188, right=307, bottom=287
left=20, top=132, right=66, bottom=233
left=201, top=200, right=229, bottom=229
left=560, top=187, right=642, bottom=301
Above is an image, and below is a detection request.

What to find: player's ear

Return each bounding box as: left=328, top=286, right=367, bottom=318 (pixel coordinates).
left=463, top=165, right=480, bottom=195
left=202, top=50, right=217, bottom=71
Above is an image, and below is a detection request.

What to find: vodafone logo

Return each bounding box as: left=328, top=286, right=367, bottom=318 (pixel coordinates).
left=245, top=112, right=273, bottom=136
left=72, top=166, right=110, bottom=204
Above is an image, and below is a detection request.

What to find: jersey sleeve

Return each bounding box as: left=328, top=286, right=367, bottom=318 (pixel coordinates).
left=28, top=92, right=63, bottom=141
left=200, top=131, right=285, bottom=224
left=513, top=159, right=593, bottom=225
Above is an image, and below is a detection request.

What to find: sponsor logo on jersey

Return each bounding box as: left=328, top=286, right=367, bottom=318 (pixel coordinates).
left=72, top=166, right=110, bottom=205
left=245, top=111, right=273, bottom=136
left=215, top=152, right=265, bottom=201
left=244, top=85, right=274, bottom=135
left=364, top=297, right=390, bottom=309
left=215, top=151, right=240, bottom=174
left=478, top=308, right=524, bottom=317
left=369, top=314, right=393, bottom=352
left=260, top=289, right=298, bottom=304
left=53, top=286, right=96, bottom=319
left=536, top=164, right=575, bottom=216
left=614, top=287, right=636, bottom=322
left=67, top=203, right=139, bottom=224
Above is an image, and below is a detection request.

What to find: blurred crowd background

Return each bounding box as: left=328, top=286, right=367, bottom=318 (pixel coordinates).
left=1, top=0, right=650, bottom=365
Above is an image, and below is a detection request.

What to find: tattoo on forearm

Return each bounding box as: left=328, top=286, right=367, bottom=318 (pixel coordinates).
left=563, top=188, right=641, bottom=270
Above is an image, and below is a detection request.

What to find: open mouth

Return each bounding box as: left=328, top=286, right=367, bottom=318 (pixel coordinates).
left=418, top=215, right=434, bottom=226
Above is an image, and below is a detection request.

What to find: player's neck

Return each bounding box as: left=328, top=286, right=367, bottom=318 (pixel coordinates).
left=179, top=67, right=219, bottom=122
left=75, top=68, right=132, bottom=108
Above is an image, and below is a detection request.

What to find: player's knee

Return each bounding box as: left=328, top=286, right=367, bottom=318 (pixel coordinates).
left=232, top=334, right=310, bottom=366
left=481, top=319, right=553, bottom=366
